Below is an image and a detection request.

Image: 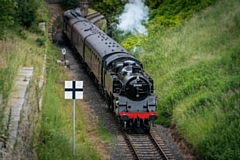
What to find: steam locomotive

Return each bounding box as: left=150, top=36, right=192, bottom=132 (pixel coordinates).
left=63, top=9, right=158, bottom=131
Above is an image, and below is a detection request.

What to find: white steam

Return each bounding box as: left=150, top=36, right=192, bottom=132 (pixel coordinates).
left=117, top=0, right=149, bottom=35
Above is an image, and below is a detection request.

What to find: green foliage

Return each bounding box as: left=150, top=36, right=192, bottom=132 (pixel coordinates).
left=29, top=25, right=45, bottom=36
left=91, top=0, right=126, bottom=24
left=15, top=0, right=39, bottom=28
left=36, top=37, right=45, bottom=47
left=17, top=28, right=27, bottom=39
left=96, top=118, right=112, bottom=144
left=145, top=0, right=162, bottom=9
left=60, top=0, right=80, bottom=10
left=36, top=48, right=65, bottom=158
left=121, top=35, right=148, bottom=56
left=134, top=0, right=240, bottom=159
left=37, top=67, right=73, bottom=159
left=0, top=41, right=21, bottom=100
left=0, top=47, right=19, bottom=136
left=30, top=1, right=49, bottom=36
left=155, top=0, right=217, bottom=17
left=0, top=0, right=46, bottom=38
left=35, top=4, right=49, bottom=24
left=0, top=0, right=17, bottom=27
left=118, top=0, right=217, bottom=53
left=148, top=0, right=217, bottom=34
left=0, top=0, right=17, bottom=39
left=196, top=89, right=240, bottom=160
left=37, top=47, right=102, bottom=160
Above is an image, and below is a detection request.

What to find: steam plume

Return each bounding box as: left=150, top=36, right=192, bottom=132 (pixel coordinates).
left=117, top=0, right=149, bottom=35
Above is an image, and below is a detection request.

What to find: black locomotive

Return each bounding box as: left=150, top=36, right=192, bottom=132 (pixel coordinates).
left=63, top=9, right=158, bottom=131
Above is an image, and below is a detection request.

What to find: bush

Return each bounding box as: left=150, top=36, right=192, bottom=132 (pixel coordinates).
left=0, top=0, right=16, bottom=38
left=91, top=0, right=126, bottom=24
left=15, top=0, right=39, bottom=28
left=148, top=0, right=218, bottom=33
left=0, top=0, right=16, bottom=27
left=36, top=37, right=45, bottom=47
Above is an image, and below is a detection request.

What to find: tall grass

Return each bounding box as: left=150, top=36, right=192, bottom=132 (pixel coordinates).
left=137, top=0, right=240, bottom=159
left=0, top=41, right=19, bottom=136
left=0, top=29, right=46, bottom=137
left=37, top=46, right=103, bottom=160
left=0, top=42, right=19, bottom=100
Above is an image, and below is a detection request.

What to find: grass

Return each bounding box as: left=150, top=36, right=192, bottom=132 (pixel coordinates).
left=0, top=8, right=111, bottom=160
left=36, top=45, right=110, bottom=160
left=134, top=0, right=240, bottom=159
left=0, top=28, right=46, bottom=138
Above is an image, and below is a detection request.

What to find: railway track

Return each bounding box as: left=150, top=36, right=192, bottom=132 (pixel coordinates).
left=56, top=31, right=177, bottom=159
left=58, top=28, right=176, bottom=160
left=121, top=128, right=174, bottom=160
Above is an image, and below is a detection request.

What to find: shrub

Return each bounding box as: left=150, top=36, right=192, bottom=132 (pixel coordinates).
left=18, top=29, right=27, bottom=40
left=0, top=0, right=16, bottom=27
left=148, top=0, right=218, bottom=33
left=36, top=37, right=45, bottom=47
left=15, top=0, right=39, bottom=28
left=91, top=0, right=126, bottom=24
left=0, top=0, right=17, bottom=38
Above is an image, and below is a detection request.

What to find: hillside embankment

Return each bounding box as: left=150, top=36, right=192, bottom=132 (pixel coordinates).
left=0, top=1, right=49, bottom=159
left=0, top=34, right=46, bottom=159
left=136, top=0, right=240, bottom=159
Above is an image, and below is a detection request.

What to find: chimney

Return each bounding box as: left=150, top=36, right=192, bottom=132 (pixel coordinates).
left=80, top=0, right=91, bottom=18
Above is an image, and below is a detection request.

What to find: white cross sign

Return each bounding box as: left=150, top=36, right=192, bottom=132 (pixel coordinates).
left=65, top=81, right=83, bottom=99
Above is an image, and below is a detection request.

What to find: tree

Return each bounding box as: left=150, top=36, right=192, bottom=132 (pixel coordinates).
left=0, top=0, right=17, bottom=27
left=91, top=0, right=126, bottom=24
left=0, top=0, right=17, bottom=38
left=15, top=0, right=39, bottom=28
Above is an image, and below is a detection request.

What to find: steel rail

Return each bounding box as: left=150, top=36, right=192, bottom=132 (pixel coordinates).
left=149, top=132, right=169, bottom=160
left=122, top=130, right=140, bottom=160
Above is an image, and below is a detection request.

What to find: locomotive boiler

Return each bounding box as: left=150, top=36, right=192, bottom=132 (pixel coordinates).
left=63, top=8, right=158, bottom=131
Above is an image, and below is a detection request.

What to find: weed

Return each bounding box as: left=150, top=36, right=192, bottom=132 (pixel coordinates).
left=36, top=37, right=45, bottom=47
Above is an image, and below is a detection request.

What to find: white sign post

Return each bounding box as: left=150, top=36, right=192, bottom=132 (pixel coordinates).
left=61, top=48, right=66, bottom=61
left=65, top=80, right=83, bottom=158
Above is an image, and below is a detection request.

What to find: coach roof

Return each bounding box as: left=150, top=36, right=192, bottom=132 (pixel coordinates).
left=86, top=32, right=129, bottom=58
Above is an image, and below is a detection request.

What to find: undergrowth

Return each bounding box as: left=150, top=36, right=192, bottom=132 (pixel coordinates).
left=119, top=0, right=217, bottom=52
